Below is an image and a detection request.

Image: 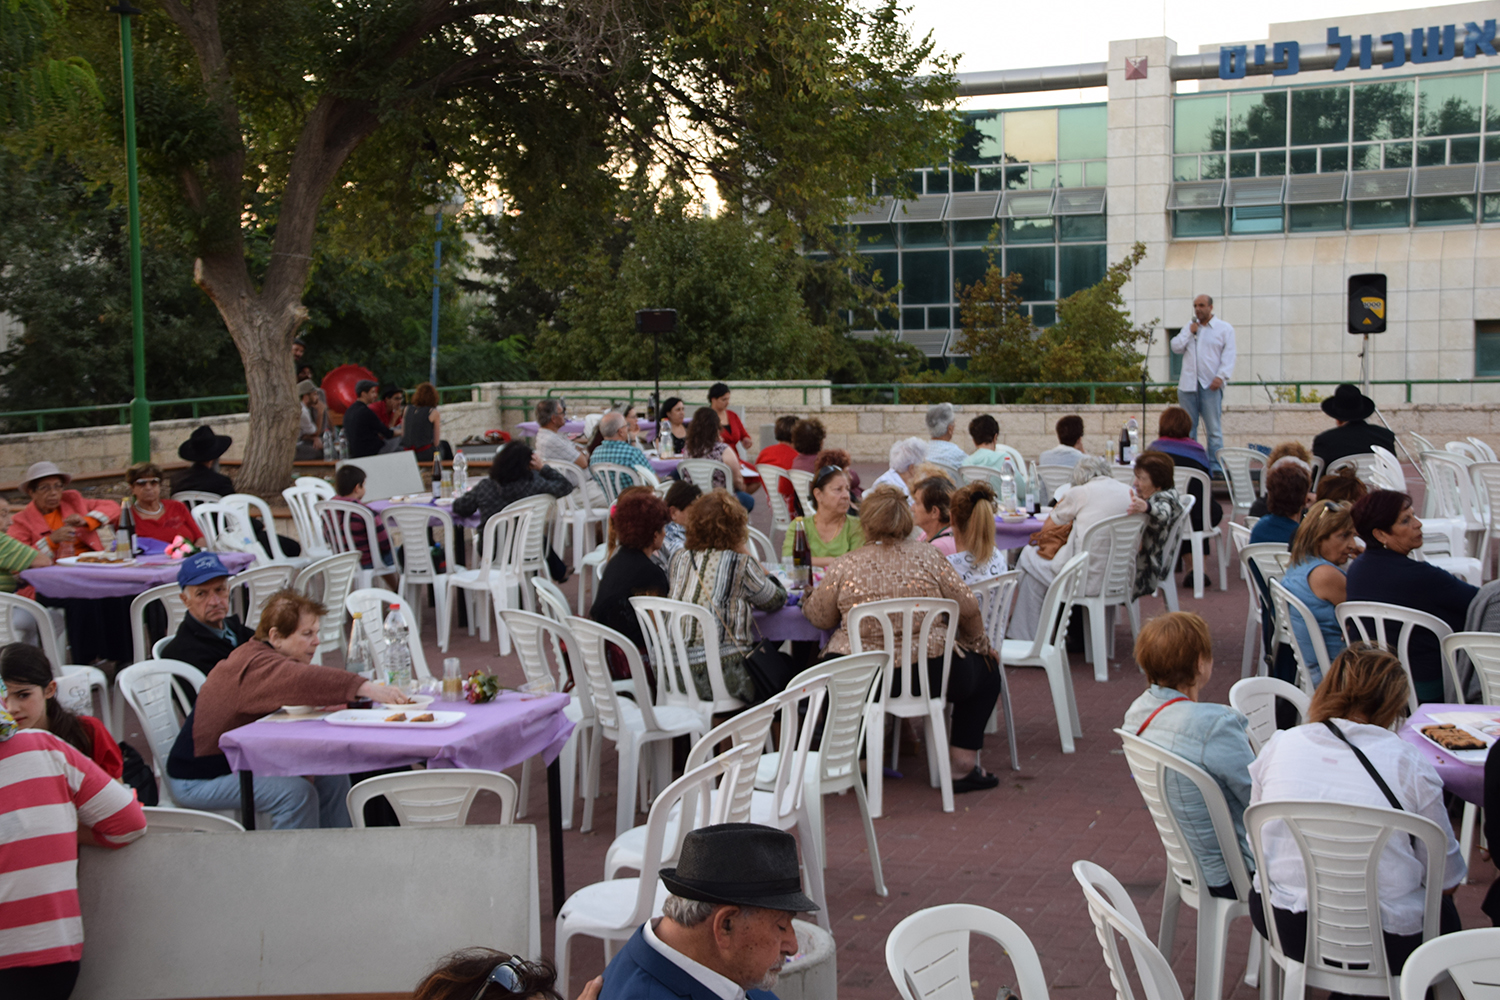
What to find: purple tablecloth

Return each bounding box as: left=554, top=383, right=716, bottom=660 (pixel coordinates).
left=1397, top=703, right=1490, bottom=805
left=994, top=515, right=1045, bottom=550
left=220, top=691, right=575, bottom=777
left=21, top=551, right=257, bottom=599
left=755, top=605, right=831, bottom=644
left=516, top=418, right=658, bottom=439
left=368, top=498, right=480, bottom=529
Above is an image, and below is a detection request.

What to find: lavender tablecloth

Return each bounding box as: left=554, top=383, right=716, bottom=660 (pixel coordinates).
left=368, top=497, right=481, bottom=529
left=21, top=551, right=258, bottom=600
left=755, top=605, right=831, bottom=644
left=1396, top=703, right=1491, bottom=805
left=994, top=515, right=1045, bottom=551
left=516, top=418, right=658, bottom=439
left=220, top=691, right=574, bottom=777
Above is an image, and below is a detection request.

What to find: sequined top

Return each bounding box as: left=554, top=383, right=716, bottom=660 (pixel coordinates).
left=803, top=539, right=991, bottom=658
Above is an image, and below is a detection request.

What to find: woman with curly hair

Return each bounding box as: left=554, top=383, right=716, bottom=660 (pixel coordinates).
left=591, top=490, right=673, bottom=650
left=1248, top=461, right=1311, bottom=545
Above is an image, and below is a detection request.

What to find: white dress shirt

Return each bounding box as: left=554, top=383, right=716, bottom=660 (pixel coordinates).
left=1248, top=721, right=1465, bottom=935
left=535, top=426, right=584, bottom=463
left=644, top=917, right=746, bottom=1000
left=1170, top=316, right=1237, bottom=392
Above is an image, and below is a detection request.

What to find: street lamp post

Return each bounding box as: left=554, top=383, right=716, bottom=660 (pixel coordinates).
left=110, top=3, right=149, bottom=462
left=424, top=195, right=465, bottom=387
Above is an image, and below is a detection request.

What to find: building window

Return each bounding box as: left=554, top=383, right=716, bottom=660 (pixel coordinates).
left=1166, top=330, right=1182, bottom=383
left=1477, top=321, right=1500, bottom=377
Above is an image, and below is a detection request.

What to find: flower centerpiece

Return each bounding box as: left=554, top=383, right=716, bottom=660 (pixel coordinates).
left=165, top=535, right=197, bottom=560
left=463, top=671, right=500, bottom=704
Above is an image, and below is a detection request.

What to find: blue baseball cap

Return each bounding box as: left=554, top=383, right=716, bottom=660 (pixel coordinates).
left=177, top=552, right=230, bottom=589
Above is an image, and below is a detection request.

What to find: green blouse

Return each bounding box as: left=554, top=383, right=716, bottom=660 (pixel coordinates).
left=782, top=515, right=865, bottom=561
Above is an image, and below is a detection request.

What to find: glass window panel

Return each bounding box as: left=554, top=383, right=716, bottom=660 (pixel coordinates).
left=1031, top=304, right=1056, bottom=327
left=1028, top=163, right=1057, bottom=189
left=1059, top=244, right=1107, bottom=297
left=1477, top=321, right=1500, bottom=377
left=1174, top=156, right=1201, bottom=181
left=902, top=171, right=923, bottom=195
left=949, top=168, right=976, bottom=193
left=926, top=169, right=950, bottom=194
left=1058, top=105, right=1107, bottom=160
left=1418, top=74, right=1482, bottom=136
left=1352, top=144, right=1382, bottom=170
left=1417, top=139, right=1447, bottom=167
left=929, top=306, right=953, bottom=329
left=1085, top=161, right=1108, bottom=186
left=1060, top=214, right=1107, bottom=242
left=876, top=308, right=899, bottom=330
left=1349, top=198, right=1410, bottom=229
left=1231, top=91, right=1288, bottom=149
left=1384, top=142, right=1413, bottom=169
left=1004, top=217, right=1054, bottom=243
left=1200, top=154, right=1226, bottom=179
left=1173, top=209, right=1225, bottom=237
left=1321, top=146, right=1349, bottom=172
left=955, top=112, right=1003, bottom=165
left=1230, top=152, right=1257, bottom=177
left=952, top=219, right=999, bottom=245
left=1005, top=165, right=1030, bottom=190
left=1289, top=203, right=1346, bottom=232
left=1005, top=246, right=1056, bottom=301
left=1353, top=80, right=1414, bottom=141
left=1487, top=137, right=1500, bottom=162
left=854, top=224, right=895, bottom=248
left=1451, top=137, right=1481, bottom=164
left=1260, top=151, right=1286, bottom=176
left=953, top=249, right=994, bottom=291
left=1414, top=195, right=1476, bottom=226
left=1290, top=86, right=1350, bottom=145
left=1174, top=95, right=1227, bottom=153
left=977, top=167, right=1006, bottom=191
left=900, top=222, right=947, bottom=246
left=1004, top=109, right=1058, bottom=164
left=1290, top=148, right=1318, bottom=174
left=1230, top=204, right=1284, bottom=234
left=902, top=252, right=951, bottom=304
left=859, top=251, right=899, bottom=291
left=1166, top=334, right=1182, bottom=381
left=1490, top=73, right=1500, bottom=132
left=901, top=307, right=926, bottom=329
left=1058, top=162, right=1084, bottom=187
left=1487, top=194, right=1500, bottom=222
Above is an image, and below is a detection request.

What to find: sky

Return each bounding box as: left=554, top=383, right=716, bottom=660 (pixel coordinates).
left=906, top=0, right=1426, bottom=108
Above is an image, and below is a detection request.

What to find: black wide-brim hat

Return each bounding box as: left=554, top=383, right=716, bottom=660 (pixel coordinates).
left=1321, top=383, right=1376, bottom=422
left=659, top=823, right=819, bottom=912
left=178, top=425, right=233, bottom=463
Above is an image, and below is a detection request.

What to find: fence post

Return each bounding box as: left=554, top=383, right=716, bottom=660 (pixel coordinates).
left=1089, top=385, right=1096, bottom=404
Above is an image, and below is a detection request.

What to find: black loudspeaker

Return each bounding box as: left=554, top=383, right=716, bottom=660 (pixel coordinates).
left=635, top=309, right=677, bottom=334
left=1347, top=273, right=1387, bottom=334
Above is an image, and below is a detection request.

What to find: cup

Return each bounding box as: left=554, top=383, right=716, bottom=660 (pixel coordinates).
left=441, top=657, right=463, bottom=702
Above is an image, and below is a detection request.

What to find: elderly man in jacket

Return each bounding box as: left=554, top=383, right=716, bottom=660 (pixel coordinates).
left=161, top=553, right=255, bottom=676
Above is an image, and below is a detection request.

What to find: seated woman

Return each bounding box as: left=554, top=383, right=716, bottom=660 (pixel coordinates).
left=1128, top=450, right=1185, bottom=602
left=591, top=490, right=672, bottom=651
left=123, top=461, right=203, bottom=548
left=399, top=382, right=443, bottom=462
left=659, top=481, right=701, bottom=568
left=658, top=397, right=688, bottom=455
left=1346, top=490, right=1479, bottom=702
left=668, top=491, right=786, bottom=704
left=1246, top=442, right=1312, bottom=518
left=912, top=476, right=956, bottom=554
left=870, top=437, right=931, bottom=499
left=784, top=418, right=826, bottom=516
left=1148, top=405, right=1223, bottom=537
left=1249, top=642, right=1465, bottom=971
left=964, top=414, right=1029, bottom=501
left=681, top=408, right=755, bottom=512
left=1122, top=612, right=1254, bottom=898
left=411, top=948, right=573, bottom=1000
left=803, top=485, right=1002, bottom=795
left=782, top=464, right=863, bottom=567
left=454, top=439, right=574, bottom=580
left=1, top=643, right=121, bottom=780
left=1279, top=500, right=1359, bottom=685
left=815, top=448, right=862, bottom=505
left=754, top=416, right=799, bottom=471
left=165, top=589, right=409, bottom=829
left=1010, top=456, right=1132, bottom=641
left=1315, top=466, right=1368, bottom=505
left=1248, top=461, right=1310, bottom=546
left=947, top=481, right=1005, bottom=586
left=7, top=462, right=119, bottom=557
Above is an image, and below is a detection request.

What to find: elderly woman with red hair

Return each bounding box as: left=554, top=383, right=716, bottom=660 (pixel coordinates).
left=591, top=490, right=673, bottom=650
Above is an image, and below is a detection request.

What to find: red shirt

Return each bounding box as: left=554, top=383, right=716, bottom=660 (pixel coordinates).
left=129, top=498, right=203, bottom=544
left=754, top=443, right=797, bottom=470
left=718, top=408, right=751, bottom=450
left=77, top=714, right=123, bottom=780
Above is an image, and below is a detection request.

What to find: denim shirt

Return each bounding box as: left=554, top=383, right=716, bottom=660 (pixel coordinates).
left=1280, top=555, right=1345, bottom=684
left=1122, top=685, right=1256, bottom=888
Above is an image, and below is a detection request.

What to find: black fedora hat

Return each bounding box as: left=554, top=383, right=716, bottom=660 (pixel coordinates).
left=1321, top=383, right=1375, bottom=423
left=178, top=425, right=233, bottom=463
left=659, top=823, right=818, bottom=912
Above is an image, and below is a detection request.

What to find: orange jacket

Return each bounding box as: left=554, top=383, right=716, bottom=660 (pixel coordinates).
left=8, top=491, right=121, bottom=553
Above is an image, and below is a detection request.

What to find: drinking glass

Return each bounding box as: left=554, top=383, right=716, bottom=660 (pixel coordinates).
left=441, top=657, right=463, bottom=702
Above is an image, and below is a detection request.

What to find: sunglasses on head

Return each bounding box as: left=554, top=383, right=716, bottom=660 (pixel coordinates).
left=812, top=464, right=843, bottom=489
left=471, top=957, right=527, bottom=1000
left=133, top=478, right=161, bottom=486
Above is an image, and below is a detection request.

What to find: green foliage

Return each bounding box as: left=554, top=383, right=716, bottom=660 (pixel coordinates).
left=951, top=258, right=1039, bottom=397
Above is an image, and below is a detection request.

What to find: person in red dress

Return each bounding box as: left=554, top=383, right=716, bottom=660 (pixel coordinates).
left=752, top=416, right=798, bottom=470
left=1, top=643, right=121, bottom=780
left=124, top=462, right=204, bottom=546
left=708, top=383, right=752, bottom=453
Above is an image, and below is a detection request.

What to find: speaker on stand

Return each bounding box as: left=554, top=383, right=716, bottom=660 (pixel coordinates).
left=1347, top=273, right=1387, bottom=394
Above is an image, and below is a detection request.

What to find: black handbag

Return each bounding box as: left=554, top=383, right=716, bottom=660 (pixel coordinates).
left=741, top=640, right=798, bottom=704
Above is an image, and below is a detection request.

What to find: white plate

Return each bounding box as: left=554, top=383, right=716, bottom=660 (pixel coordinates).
left=323, top=709, right=465, bottom=729
left=57, top=555, right=137, bottom=567
left=374, top=694, right=434, bottom=711
left=280, top=705, right=319, bottom=716
left=1411, top=724, right=1491, bottom=764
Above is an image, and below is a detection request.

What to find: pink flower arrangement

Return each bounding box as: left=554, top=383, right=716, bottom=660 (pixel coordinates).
left=165, top=535, right=196, bottom=560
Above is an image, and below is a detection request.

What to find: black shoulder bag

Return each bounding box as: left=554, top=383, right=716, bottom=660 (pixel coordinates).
left=1321, top=720, right=1405, bottom=812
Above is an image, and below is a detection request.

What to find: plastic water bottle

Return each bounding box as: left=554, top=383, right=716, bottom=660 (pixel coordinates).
left=337, top=429, right=349, bottom=460
left=1024, top=461, right=1037, bottom=514
left=322, top=428, right=335, bottom=461
left=1127, top=417, right=1140, bottom=460
left=999, top=458, right=1017, bottom=513
left=345, top=612, right=373, bottom=680
left=382, top=604, right=413, bottom=691
left=658, top=419, right=673, bottom=456
left=452, top=450, right=468, bottom=495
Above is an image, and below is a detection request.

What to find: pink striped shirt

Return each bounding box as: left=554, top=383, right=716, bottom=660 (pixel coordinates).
left=0, top=729, right=146, bottom=969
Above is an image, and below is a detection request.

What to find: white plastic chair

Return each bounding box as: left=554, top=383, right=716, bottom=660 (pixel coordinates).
left=756, top=464, right=796, bottom=552
left=506, top=493, right=557, bottom=613
left=885, top=902, right=1051, bottom=1000
left=1336, top=601, right=1458, bottom=710
left=1116, top=729, right=1261, bottom=1000
left=1407, top=432, right=1437, bottom=456
left=1175, top=467, right=1229, bottom=598
left=563, top=616, right=708, bottom=835
left=590, top=462, right=640, bottom=502
left=444, top=505, right=532, bottom=655
left=1227, top=677, right=1310, bottom=754
left=295, top=476, right=335, bottom=497
left=677, top=457, right=733, bottom=494
left=142, top=807, right=244, bottom=833
left=1397, top=928, right=1500, bottom=1000
left=1444, top=631, right=1500, bottom=707
left=230, top=564, right=294, bottom=631
left=223, top=493, right=309, bottom=568
left=787, top=468, right=815, bottom=515
left=314, top=499, right=399, bottom=588
left=746, top=526, right=776, bottom=564
left=1072, top=860, right=1187, bottom=1000
left=498, top=609, right=592, bottom=829
left=1244, top=800, right=1448, bottom=1000
left=1110, top=464, right=1137, bottom=484
left=192, top=501, right=266, bottom=563
left=1327, top=452, right=1380, bottom=484
left=1267, top=579, right=1332, bottom=693
left=346, top=769, right=519, bottom=827
left=152, top=636, right=172, bottom=659
left=129, top=583, right=191, bottom=667
left=0, top=590, right=69, bottom=669
left=849, top=596, right=960, bottom=817
left=1035, top=465, right=1073, bottom=507
left=1001, top=553, right=1088, bottom=754
left=171, top=490, right=222, bottom=509
left=282, top=484, right=333, bottom=558
left=971, top=573, right=1019, bottom=771
left=1075, top=512, right=1147, bottom=680
left=1467, top=461, right=1500, bottom=578
left=546, top=461, right=610, bottom=612
left=531, top=576, right=573, bottom=624
left=115, top=659, right=206, bottom=808
left=1235, top=541, right=1289, bottom=678
left=1423, top=451, right=1486, bottom=559
left=293, top=551, right=362, bottom=663
left=1467, top=437, right=1498, bottom=462
left=1135, top=494, right=1196, bottom=616
left=1368, top=446, right=1407, bottom=493
left=1216, top=447, right=1265, bottom=523
left=345, top=588, right=431, bottom=681
left=379, top=503, right=457, bottom=643
left=630, top=596, right=746, bottom=730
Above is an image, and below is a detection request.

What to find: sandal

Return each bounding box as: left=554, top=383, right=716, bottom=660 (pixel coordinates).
left=952, top=766, right=1000, bottom=794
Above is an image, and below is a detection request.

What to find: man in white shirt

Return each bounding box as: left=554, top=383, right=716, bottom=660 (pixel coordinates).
left=599, top=824, right=818, bottom=1000
left=1039, top=415, right=1086, bottom=468
left=1170, top=295, right=1236, bottom=475
left=533, top=398, right=588, bottom=468
left=924, top=402, right=967, bottom=473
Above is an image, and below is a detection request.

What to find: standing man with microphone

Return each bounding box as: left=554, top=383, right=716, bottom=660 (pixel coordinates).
left=1170, top=294, right=1236, bottom=476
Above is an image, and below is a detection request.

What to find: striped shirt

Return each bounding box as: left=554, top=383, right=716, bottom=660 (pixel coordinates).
left=0, top=730, right=146, bottom=969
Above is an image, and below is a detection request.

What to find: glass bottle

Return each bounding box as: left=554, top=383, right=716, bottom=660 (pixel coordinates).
left=345, top=612, right=372, bottom=680
left=1118, top=424, right=1132, bottom=464
left=116, top=502, right=134, bottom=559
left=790, top=520, right=811, bottom=587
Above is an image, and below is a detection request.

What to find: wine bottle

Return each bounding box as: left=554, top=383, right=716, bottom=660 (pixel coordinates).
left=790, top=520, right=811, bottom=587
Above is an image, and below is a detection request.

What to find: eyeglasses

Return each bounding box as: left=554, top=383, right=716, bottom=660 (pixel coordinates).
left=470, top=957, right=527, bottom=1000
left=31, top=481, right=64, bottom=492
left=132, top=478, right=161, bottom=487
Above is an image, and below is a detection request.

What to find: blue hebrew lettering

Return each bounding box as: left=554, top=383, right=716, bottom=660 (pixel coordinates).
left=1219, top=46, right=1248, bottom=79
left=1273, top=41, right=1300, bottom=76
left=1254, top=44, right=1266, bottom=66
left=1359, top=35, right=1374, bottom=69
left=1410, top=25, right=1455, bottom=62
left=1382, top=31, right=1406, bottom=68
left=1464, top=20, right=1498, bottom=58
left=1327, top=27, right=1353, bottom=71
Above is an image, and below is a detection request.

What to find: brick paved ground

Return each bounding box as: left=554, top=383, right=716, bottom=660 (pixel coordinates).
left=116, top=463, right=1496, bottom=999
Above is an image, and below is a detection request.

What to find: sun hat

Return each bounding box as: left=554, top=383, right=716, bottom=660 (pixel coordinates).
left=22, top=462, right=71, bottom=491
left=178, top=426, right=233, bottom=464
left=659, top=823, right=819, bottom=912
left=1321, top=383, right=1376, bottom=423
left=296, top=379, right=319, bottom=397
left=177, top=551, right=231, bottom=589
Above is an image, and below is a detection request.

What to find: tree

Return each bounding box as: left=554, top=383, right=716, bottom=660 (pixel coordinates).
left=6, top=0, right=957, bottom=494
left=951, top=258, right=1039, bottom=396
